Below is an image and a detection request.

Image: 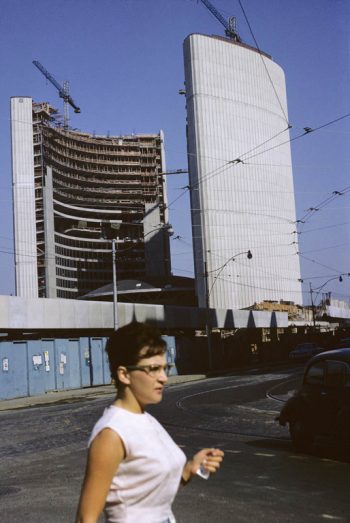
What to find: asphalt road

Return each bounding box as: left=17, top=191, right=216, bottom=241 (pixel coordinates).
left=1, top=365, right=349, bottom=522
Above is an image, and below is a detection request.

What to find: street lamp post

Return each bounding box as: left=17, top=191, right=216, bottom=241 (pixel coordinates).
left=309, top=274, right=348, bottom=328
left=112, top=239, right=118, bottom=331
left=207, top=250, right=252, bottom=299
left=309, top=282, right=316, bottom=329
left=110, top=222, right=173, bottom=331
left=204, top=250, right=253, bottom=369
left=204, top=259, right=213, bottom=369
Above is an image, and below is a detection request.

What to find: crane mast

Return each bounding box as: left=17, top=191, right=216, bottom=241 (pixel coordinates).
left=33, top=60, right=81, bottom=128
left=200, top=0, right=241, bottom=42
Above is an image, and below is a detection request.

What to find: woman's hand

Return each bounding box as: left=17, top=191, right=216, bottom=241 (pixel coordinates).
left=182, top=448, right=224, bottom=484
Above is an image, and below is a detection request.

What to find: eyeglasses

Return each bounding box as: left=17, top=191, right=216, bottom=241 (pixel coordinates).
left=126, top=363, right=174, bottom=377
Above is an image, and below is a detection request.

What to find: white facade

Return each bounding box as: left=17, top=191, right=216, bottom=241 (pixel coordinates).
left=184, top=34, right=302, bottom=310
left=10, top=97, right=38, bottom=298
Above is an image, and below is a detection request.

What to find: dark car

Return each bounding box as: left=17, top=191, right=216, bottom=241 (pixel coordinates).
left=277, top=348, right=350, bottom=455
left=288, top=342, right=323, bottom=362
left=339, top=338, right=350, bottom=348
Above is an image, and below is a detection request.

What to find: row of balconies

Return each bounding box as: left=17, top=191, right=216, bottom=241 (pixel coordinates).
left=46, top=127, right=160, bottom=148
left=53, top=169, right=155, bottom=187
left=46, top=137, right=159, bottom=158
left=45, top=140, right=161, bottom=161
left=53, top=175, right=157, bottom=191
left=53, top=181, right=145, bottom=195
left=53, top=191, right=157, bottom=205
left=46, top=153, right=143, bottom=173
left=45, top=147, right=143, bottom=166
left=43, top=154, right=161, bottom=178
left=50, top=164, right=149, bottom=183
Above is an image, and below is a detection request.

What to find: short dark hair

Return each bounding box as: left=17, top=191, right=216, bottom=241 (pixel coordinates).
left=106, top=322, right=166, bottom=382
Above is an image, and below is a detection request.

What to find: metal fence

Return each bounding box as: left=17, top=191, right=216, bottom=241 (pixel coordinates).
left=0, top=335, right=177, bottom=400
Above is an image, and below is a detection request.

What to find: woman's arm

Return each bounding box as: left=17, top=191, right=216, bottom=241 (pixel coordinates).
left=75, top=428, right=125, bottom=523
left=182, top=448, right=224, bottom=485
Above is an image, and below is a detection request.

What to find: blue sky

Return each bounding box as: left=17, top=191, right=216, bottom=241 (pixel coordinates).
left=0, top=0, right=349, bottom=305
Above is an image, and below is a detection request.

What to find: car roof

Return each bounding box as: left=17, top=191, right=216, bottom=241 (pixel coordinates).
left=308, top=347, right=350, bottom=365
left=293, top=342, right=317, bottom=349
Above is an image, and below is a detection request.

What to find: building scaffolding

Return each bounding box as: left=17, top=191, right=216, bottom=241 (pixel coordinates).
left=12, top=99, right=170, bottom=299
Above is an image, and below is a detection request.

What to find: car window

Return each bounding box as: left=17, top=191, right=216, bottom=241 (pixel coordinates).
left=304, top=362, right=324, bottom=385
left=324, top=360, right=349, bottom=387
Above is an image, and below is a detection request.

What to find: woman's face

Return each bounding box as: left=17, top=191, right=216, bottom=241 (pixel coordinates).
left=127, top=352, right=168, bottom=408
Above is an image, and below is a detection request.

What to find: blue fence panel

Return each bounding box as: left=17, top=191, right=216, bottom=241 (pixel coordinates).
left=101, top=337, right=111, bottom=385
left=162, top=335, right=178, bottom=376
left=79, top=337, right=92, bottom=388
left=41, top=339, right=57, bottom=391
left=55, top=339, right=82, bottom=390
left=89, top=338, right=105, bottom=386
left=67, top=339, right=82, bottom=389
left=0, top=341, right=28, bottom=399
left=55, top=339, right=67, bottom=390
left=27, top=340, right=47, bottom=396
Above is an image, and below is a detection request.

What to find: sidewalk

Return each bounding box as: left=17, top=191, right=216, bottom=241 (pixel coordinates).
left=0, top=374, right=207, bottom=412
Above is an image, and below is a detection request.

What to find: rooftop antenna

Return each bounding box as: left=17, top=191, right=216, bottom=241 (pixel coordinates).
left=33, top=60, right=81, bottom=129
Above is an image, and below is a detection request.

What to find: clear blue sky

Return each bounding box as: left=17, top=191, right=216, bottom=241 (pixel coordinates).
left=0, top=0, right=349, bottom=305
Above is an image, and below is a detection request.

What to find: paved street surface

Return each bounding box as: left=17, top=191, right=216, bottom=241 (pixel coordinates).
left=1, top=366, right=349, bottom=522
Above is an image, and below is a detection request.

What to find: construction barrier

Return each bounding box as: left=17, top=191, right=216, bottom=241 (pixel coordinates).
left=0, top=335, right=177, bottom=400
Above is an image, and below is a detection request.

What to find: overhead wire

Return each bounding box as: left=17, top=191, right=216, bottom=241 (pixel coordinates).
left=237, top=0, right=289, bottom=124
left=301, top=221, right=350, bottom=234
left=7, top=77, right=350, bottom=294
left=167, top=108, right=350, bottom=213
left=208, top=261, right=349, bottom=299
left=298, top=253, right=348, bottom=275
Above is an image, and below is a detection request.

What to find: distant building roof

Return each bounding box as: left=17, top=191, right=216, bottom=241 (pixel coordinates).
left=80, top=275, right=196, bottom=306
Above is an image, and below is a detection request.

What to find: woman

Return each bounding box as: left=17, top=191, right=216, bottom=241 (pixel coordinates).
left=76, top=321, right=224, bottom=523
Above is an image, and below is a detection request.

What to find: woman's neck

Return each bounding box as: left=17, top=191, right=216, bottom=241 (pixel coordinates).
left=114, top=390, right=144, bottom=414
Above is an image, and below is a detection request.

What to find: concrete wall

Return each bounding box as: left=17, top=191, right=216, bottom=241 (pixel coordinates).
left=0, top=296, right=288, bottom=331
left=11, top=97, right=38, bottom=298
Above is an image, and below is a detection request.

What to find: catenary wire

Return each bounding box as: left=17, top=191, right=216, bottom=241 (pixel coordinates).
left=237, top=0, right=289, bottom=124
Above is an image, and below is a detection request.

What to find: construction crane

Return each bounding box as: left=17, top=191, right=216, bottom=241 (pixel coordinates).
left=199, top=0, right=242, bottom=42
left=33, top=60, right=81, bottom=128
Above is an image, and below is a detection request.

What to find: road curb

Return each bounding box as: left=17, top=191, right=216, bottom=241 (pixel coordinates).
left=0, top=361, right=293, bottom=412
left=0, top=374, right=207, bottom=412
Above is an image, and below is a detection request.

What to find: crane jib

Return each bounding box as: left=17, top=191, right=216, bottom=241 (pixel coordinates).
left=32, top=60, right=81, bottom=116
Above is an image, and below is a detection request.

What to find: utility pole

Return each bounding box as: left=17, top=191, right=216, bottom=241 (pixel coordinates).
left=204, top=260, right=213, bottom=370
left=112, top=239, right=118, bottom=331
left=309, top=282, right=316, bottom=329
left=309, top=274, right=347, bottom=330
left=204, top=250, right=253, bottom=370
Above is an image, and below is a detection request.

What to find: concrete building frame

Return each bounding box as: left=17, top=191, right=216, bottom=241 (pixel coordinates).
left=11, top=98, right=170, bottom=299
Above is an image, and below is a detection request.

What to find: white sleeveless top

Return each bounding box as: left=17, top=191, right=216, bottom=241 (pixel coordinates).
left=89, top=405, right=186, bottom=523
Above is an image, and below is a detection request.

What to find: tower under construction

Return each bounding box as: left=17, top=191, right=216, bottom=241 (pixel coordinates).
left=11, top=97, right=170, bottom=299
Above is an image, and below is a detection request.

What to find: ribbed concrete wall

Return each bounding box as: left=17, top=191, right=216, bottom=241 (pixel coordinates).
left=10, top=97, right=38, bottom=298
left=0, top=296, right=288, bottom=331
left=184, top=34, right=302, bottom=310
